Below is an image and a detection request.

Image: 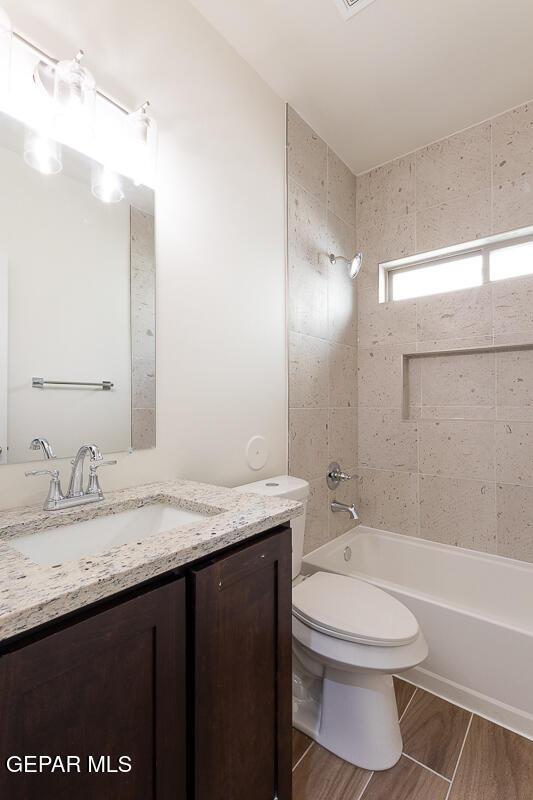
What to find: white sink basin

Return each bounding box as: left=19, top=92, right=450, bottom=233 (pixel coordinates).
left=10, top=503, right=211, bottom=566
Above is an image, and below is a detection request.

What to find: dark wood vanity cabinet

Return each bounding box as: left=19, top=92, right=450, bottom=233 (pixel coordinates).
left=0, top=578, right=187, bottom=800
left=192, top=528, right=292, bottom=800
left=0, top=525, right=292, bottom=800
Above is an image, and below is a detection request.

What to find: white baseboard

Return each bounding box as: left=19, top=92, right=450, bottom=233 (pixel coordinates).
left=400, top=666, right=533, bottom=741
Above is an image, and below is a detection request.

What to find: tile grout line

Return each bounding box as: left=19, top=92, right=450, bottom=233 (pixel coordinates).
left=401, top=752, right=452, bottom=783
left=355, top=770, right=374, bottom=800
left=444, top=713, right=474, bottom=800
left=398, top=686, right=418, bottom=723
left=292, top=741, right=314, bottom=773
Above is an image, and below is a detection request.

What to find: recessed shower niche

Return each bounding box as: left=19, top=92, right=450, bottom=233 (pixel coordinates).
left=402, top=342, right=533, bottom=421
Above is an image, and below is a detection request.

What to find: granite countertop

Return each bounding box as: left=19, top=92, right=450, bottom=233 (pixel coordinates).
left=0, top=479, right=302, bottom=643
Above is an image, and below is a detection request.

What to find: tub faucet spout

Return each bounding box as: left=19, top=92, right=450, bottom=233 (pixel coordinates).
left=331, top=501, right=359, bottom=520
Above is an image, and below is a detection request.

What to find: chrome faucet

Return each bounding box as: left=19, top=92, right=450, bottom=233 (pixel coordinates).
left=331, top=501, right=359, bottom=520
left=68, top=444, right=104, bottom=497
left=29, top=437, right=55, bottom=460
left=26, top=443, right=117, bottom=511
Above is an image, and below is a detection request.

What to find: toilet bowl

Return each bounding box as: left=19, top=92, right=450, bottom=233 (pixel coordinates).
left=236, top=475, right=428, bottom=771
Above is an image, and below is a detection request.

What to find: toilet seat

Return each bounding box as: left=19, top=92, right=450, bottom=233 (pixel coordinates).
left=292, top=571, right=419, bottom=647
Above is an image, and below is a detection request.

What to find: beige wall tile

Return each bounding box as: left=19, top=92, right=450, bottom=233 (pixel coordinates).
left=416, top=285, right=492, bottom=341
left=287, top=179, right=329, bottom=337
left=288, top=258, right=328, bottom=340
left=287, top=107, right=327, bottom=202
left=493, top=172, right=533, bottom=233
left=419, top=475, right=496, bottom=552
left=327, top=211, right=357, bottom=346
left=132, top=358, right=156, bottom=409
left=288, top=332, right=329, bottom=409
left=329, top=465, right=359, bottom=537
left=358, top=346, right=406, bottom=407
left=492, top=102, right=533, bottom=184
left=356, top=156, right=415, bottom=229
left=358, top=290, right=417, bottom=347
left=356, top=213, right=416, bottom=295
left=302, top=477, right=330, bottom=555
left=496, top=349, right=533, bottom=408
left=419, top=420, right=494, bottom=480
left=359, top=409, right=418, bottom=471
left=416, top=189, right=491, bottom=252
left=496, top=483, right=533, bottom=562
left=329, top=343, right=357, bottom=407
left=495, top=422, right=533, bottom=485
left=420, top=352, right=495, bottom=407
left=329, top=408, right=358, bottom=467
left=131, top=408, right=156, bottom=450
left=327, top=149, right=356, bottom=225
left=289, top=408, right=329, bottom=481
left=493, top=276, right=533, bottom=337
left=357, top=468, right=418, bottom=535
left=416, top=122, right=491, bottom=210
left=288, top=177, right=327, bottom=267
left=416, top=335, right=493, bottom=353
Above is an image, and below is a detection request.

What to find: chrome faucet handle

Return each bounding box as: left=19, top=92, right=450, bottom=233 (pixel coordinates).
left=89, top=459, right=117, bottom=471
left=25, top=469, right=65, bottom=510
left=327, top=462, right=355, bottom=490
left=87, top=459, right=117, bottom=497
left=25, top=468, right=60, bottom=479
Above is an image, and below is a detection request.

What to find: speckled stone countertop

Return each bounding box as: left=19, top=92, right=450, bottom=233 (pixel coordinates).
left=0, top=480, right=302, bottom=643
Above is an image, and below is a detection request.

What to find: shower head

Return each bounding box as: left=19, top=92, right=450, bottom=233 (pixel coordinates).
left=328, top=252, right=363, bottom=280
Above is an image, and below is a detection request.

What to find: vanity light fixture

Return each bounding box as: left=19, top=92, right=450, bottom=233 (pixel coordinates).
left=0, top=6, right=12, bottom=98
left=91, top=163, right=124, bottom=203
left=125, top=101, right=157, bottom=186
left=53, top=50, right=96, bottom=138
left=23, top=127, right=62, bottom=175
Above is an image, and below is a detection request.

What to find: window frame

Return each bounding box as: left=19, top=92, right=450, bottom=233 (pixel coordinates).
left=379, top=225, right=533, bottom=303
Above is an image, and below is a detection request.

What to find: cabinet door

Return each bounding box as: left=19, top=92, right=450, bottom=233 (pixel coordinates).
left=0, top=579, right=186, bottom=800
left=192, top=526, right=292, bottom=800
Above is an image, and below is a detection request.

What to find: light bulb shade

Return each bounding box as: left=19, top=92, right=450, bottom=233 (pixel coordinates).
left=0, top=6, right=12, bottom=100
left=53, top=52, right=96, bottom=138
left=24, top=128, right=63, bottom=175
left=124, top=103, right=157, bottom=186
left=92, top=164, right=124, bottom=203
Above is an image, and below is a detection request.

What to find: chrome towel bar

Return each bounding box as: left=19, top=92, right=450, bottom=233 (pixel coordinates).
left=32, top=377, right=114, bottom=391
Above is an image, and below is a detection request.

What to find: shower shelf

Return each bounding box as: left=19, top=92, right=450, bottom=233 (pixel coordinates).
left=401, top=340, right=533, bottom=420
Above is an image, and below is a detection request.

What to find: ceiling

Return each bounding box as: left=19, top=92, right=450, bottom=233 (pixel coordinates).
left=187, top=0, right=533, bottom=174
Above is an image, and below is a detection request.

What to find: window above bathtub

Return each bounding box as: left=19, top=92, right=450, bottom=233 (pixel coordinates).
left=379, top=226, right=533, bottom=302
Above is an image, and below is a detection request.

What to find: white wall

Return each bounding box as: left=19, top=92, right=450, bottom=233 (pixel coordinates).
left=0, top=144, right=131, bottom=463
left=0, top=0, right=287, bottom=509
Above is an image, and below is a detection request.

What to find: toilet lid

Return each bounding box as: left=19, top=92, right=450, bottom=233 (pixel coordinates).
left=292, top=572, right=419, bottom=647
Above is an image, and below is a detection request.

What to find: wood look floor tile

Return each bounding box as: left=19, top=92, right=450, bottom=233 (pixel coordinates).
left=292, top=743, right=370, bottom=800
left=361, top=756, right=448, bottom=800
left=393, top=677, right=416, bottom=718
left=293, top=728, right=312, bottom=768
left=448, top=716, right=533, bottom=800
left=400, top=689, right=471, bottom=778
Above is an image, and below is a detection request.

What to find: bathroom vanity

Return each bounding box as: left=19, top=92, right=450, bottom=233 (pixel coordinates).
left=0, top=481, right=301, bottom=800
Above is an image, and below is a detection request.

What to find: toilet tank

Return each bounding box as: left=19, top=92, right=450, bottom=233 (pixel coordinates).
left=235, top=475, right=309, bottom=579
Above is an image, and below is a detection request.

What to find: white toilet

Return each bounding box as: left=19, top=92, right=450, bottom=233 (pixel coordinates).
left=237, top=475, right=428, bottom=771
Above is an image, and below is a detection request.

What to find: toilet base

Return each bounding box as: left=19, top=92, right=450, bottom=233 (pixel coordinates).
left=317, top=667, right=403, bottom=771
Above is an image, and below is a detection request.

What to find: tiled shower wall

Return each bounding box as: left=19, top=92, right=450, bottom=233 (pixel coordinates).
left=356, top=99, right=533, bottom=563
left=287, top=107, right=358, bottom=553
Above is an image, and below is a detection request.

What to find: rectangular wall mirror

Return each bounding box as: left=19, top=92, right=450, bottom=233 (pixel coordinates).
left=0, top=109, right=155, bottom=465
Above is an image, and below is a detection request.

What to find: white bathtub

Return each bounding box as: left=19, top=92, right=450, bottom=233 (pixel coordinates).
left=303, top=526, right=533, bottom=740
